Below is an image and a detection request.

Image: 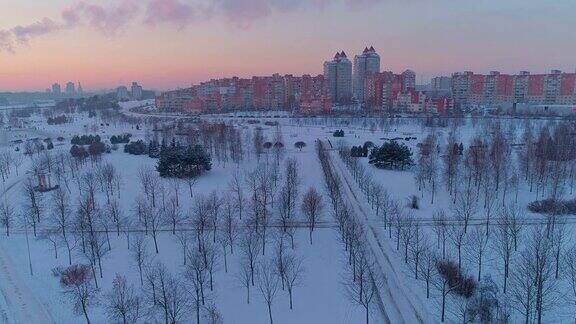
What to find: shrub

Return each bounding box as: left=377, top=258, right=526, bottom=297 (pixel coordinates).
left=110, top=133, right=132, bottom=144
left=71, top=134, right=101, bottom=146
left=333, top=129, right=345, bottom=137
left=124, top=140, right=148, bottom=155
left=47, top=115, right=69, bottom=125
left=528, top=199, right=576, bottom=215
left=409, top=195, right=419, bottom=209
left=295, top=141, right=306, bottom=151
left=88, top=142, right=106, bottom=156
left=70, top=145, right=88, bottom=159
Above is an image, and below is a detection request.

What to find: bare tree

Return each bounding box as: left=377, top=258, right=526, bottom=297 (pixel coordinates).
left=60, top=264, right=99, bottom=324
left=419, top=246, right=436, bottom=299
left=283, top=252, right=304, bottom=310
left=186, top=250, right=209, bottom=324
left=143, top=202, right=164, bottom=254
left=22, top=177, right=42, bottom=236
left=138, top=167, right=160, bottom=208
left=466, top=226, right=490, bottom=281
left=564, top=246, right=576, bottom=321
left=164, top=196, right=183, bottom=235
left=185, top=177, right=198, bottom=199
left=149, top=263, right=190, bottom=324
left=204, top=303, right=223, bottom=324
left=344, top=250, right=380, bottom=324
left=448, top=216, right=467, bottom=270
left=169, top=178, right=182, bottom=207
left=432, top=209, right=449, bottom=259
left=131, top=234, right=148, bottom=286
left=105, top=274, right=141, bottom=324
left=511, top=227, right=558, bottom=324
left=97, top=162, right=119, bottom=204
left=257, top=260, right=280, bottom=324
left=301, top=187, right=323, bottom=244
left=228, top=173, right=245, bottom=220
left=452, top=192, right=478, bottom=234
left=492, top=209, right=515, bottom=293
left=0, top=199, right=15, bottom=236
left=240, top=224, right=260, bottom=286
left=237, top=259, right=253, bottom=304
left=106, top=199, right=123, bottom=236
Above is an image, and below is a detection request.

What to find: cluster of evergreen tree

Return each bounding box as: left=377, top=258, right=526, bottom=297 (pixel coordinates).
left=47, top=115, right=69, bottom=125
left=71, top=134, right=101, bottom=145
left=369, top=141, right=414, bottom=170
left=333, top=129, right=345, bottom=137
left=124, top=140, right=148, bottom=155
left=350, top=145, right=369, bottom=157
left=350, top=141, right=374, bottom=157
left=148, top=140, right=163, bottom=158
left=157, top=143, right=212, bottom=178
left=110, top=133, right=132, bottom=144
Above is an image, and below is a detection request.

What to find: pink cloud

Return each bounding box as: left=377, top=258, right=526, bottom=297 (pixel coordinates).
left=65, top=0, right=140, bottom=36
left=144, top=0, right=197, bottom=29
left=11, top=18, right=62, bottom=43
left=0, top=0, right=139, bottom=52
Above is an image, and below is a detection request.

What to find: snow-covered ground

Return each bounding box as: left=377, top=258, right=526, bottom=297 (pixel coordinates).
left=0, top=106, right=574, bottom=323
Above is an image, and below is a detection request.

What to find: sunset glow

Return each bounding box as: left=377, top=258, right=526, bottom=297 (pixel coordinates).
left=1, top=0, right=575, bottom=91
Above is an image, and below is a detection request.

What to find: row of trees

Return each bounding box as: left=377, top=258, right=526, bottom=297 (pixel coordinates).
left=338, top=124, right=576, bottom=323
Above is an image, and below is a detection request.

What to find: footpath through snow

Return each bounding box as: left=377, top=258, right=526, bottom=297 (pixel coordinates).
left=324, top=140, right=433, bottom=324
left=0, top=172, right=56, bottom=324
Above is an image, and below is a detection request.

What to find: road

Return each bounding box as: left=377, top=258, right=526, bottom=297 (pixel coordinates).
left=323, top=140, right=432, bottom=324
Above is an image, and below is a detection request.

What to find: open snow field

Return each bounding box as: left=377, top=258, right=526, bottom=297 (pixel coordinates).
left=0, top=104, right=574, bottom=323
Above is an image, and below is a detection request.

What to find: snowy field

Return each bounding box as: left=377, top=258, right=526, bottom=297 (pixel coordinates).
left=0, top=104, right=574, bottom=324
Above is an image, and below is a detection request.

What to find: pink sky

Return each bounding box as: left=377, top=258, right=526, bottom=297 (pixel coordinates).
left=1, top=0, right=575, bottom=91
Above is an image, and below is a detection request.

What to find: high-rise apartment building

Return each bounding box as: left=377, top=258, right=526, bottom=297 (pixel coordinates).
left=131, top=82, right=143, bottom=100
left=51, top=83, right=61, bottom=96
left=65, top=82, right=75, bottom=95
left=324, top=51, right=353, bottom=104
left=430, top=76, right=452, bottom=91
left=353, top=46, right=380, bottom=104
left=401, top=70, right=416, bottom=90
left=117, top=86, right=130, bottom=100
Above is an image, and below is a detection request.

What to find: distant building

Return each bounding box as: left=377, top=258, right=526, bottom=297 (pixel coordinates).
left=65, top=82, right=75, bottom=96
left=77, top=82, right=83, bottom=94
left=51, top=83, right=61, bottom=96
left=285, top=74, right=331, bottom=114
left=324, top=51, right=353, bottom=105
left=451, top=70, right=576, bottom=110
left=430, top=76, right=452, bottom=91
left=131, top=82, right=143, bottom=100
left=401, top=70, right=416, bottom=91
left=353, top=46, right=380, bottom=104
left=117, top=86, right=130, bottom=100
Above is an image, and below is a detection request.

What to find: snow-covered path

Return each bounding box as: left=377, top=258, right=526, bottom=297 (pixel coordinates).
left=325, top=142, right=434, bottom=324
left=0, top=169, right=57, bottom=324
left=0, top=240, right=57, bottom=324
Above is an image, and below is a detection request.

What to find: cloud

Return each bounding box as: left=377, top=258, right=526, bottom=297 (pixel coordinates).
left=11, top=18, right=62, bottom=43
left=0, top=0, right=389, bottom=52
left=141, top=0, right=384, bottom=29
left=0, top=30, right=14, bottom=53
left=0, top=0, right=140, bottom=52
left=67, top=0, right=140, bottom=36
left=144, top=0, right=198, bottom=29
